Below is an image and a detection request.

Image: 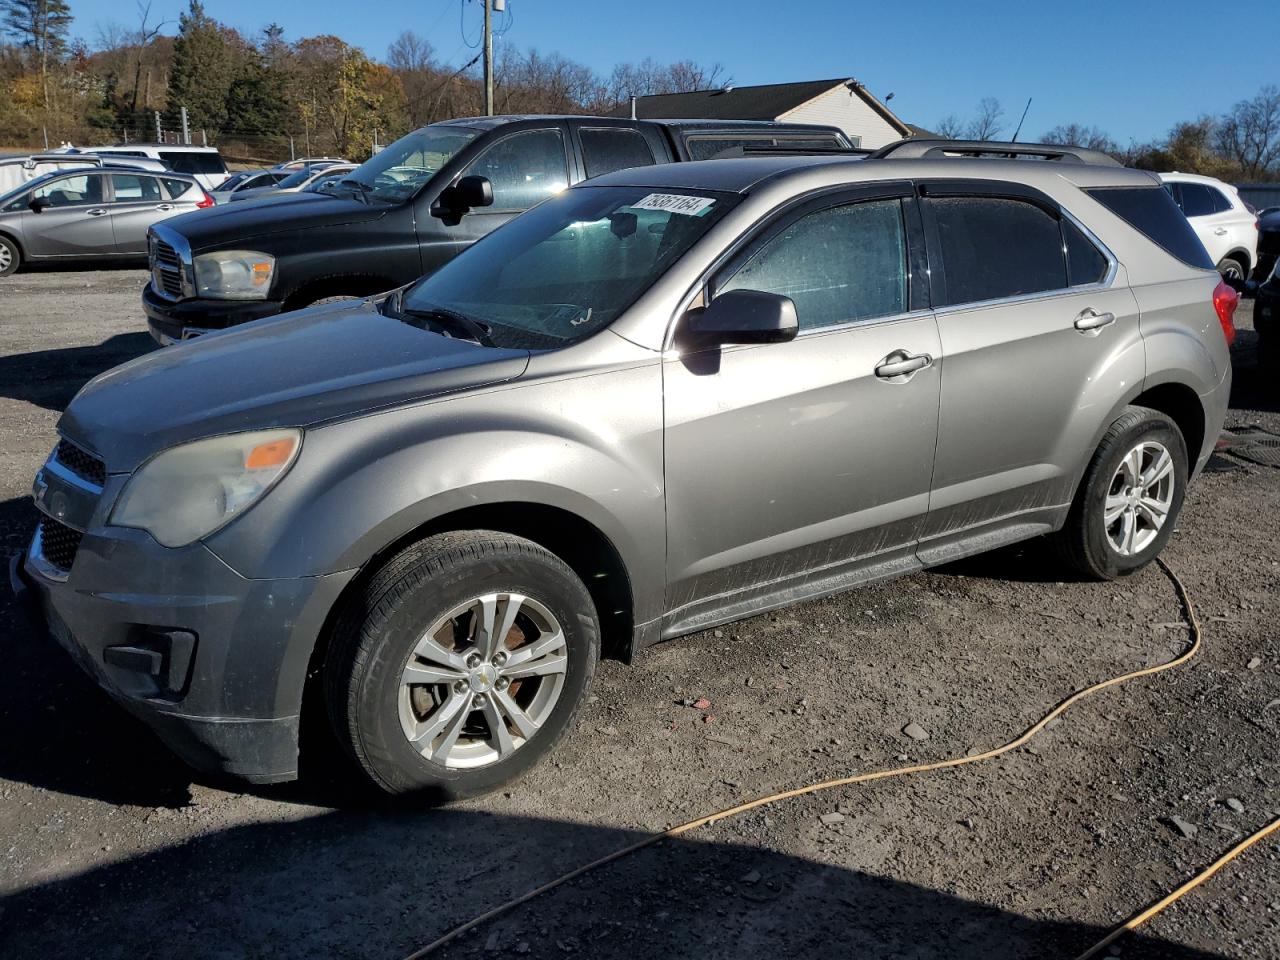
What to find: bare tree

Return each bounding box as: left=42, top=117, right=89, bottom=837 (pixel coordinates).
left=1041, top=122, right=1117, bottom=154
left=934, top=114, right=964, bottom=139
left=388, top=30, right=438, bottom=126
left=1216, top=85, right=1280, bottom=179
left=966, top=97, right=1004, bottom=140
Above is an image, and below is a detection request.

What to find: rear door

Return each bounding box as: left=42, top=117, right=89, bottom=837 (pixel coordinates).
left=916, top=182, right=1144, bottom=552
left=23, top=172, right=113, bottom=258
left=105, top=173, right=175, bottom=254
left=663, top=184, right=941, bottom=620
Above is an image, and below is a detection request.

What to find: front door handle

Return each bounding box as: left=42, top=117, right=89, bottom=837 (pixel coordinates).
left=85, top=208, right=108, bottom=217
left=874, top=350, right=933, bottom=380
left=1074, top=309, right=1116, bottom=332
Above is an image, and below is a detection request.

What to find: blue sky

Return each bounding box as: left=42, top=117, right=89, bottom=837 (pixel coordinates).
left=68, top=0, right=1274, bottom=145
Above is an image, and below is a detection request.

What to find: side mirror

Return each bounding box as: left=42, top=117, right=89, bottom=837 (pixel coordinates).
left=431, top=175, right=493, bottom=225
left=679, top=289, right=799, bottom=350
left=29, top=196, right=49, bottom=213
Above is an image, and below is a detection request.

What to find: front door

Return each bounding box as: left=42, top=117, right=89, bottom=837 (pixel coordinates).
left=23, top=173, right=113, bottom=258
left=663, top=187, right=941, bottom=627
left=916, top=184, right=1145, bottom=548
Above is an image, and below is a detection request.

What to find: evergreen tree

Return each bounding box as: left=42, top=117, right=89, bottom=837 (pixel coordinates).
left=1, top=0, right=73, bottom=112
left=165, top=0, right=233, bottom=138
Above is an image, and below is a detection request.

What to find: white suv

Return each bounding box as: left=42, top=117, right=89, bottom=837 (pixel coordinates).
left=1159, top=172, right=1258, bottom=281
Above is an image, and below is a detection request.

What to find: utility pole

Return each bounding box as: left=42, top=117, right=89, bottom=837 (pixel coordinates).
left=289, top=134, right=295, bottom=161
left=155, top=110, right=162, bottom=142
left=482, top=0, right=494, bottom=117
left=180, top=105, right=190, bottom=145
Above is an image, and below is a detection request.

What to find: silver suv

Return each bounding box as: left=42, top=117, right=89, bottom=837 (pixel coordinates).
left=17, top=140, right=1236, bottom=799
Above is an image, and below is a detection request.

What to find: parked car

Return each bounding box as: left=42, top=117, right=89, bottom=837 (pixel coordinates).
left=18, top=140, right=1234, bottom=797
left=303, top=169, right=353, bottom=194
left=226, top=163, right=358, bottom=202
left=0, top=152, right=168, bottom=194
left=1252, top=255, right=1279, bottom=367
left=0, top=169, right=212, bottom=275
left=1255, top=205, right=1280, bottom=282
left=209, top=169, right=290, bottom=204
left=1159, top=172, right=1259, bottom=282
left=82, top=144, right=230, bottom=191
left=141, top=116, right=851, bottom=343
left=271, top=156, right=347, bottom=172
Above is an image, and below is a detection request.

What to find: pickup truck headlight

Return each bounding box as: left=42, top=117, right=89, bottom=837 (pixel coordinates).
left=111, top=429, right=301, bottom=547
left=193, top=250, right=275, bottom=300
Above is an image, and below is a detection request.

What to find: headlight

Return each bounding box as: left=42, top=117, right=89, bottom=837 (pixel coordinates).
left=193, top=250, right=275, bottom=300
left=111, top=429, right=301, bottom=547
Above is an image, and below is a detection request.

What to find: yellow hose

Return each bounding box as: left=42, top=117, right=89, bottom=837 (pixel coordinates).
left=403, top=557, right=1253, bottom=959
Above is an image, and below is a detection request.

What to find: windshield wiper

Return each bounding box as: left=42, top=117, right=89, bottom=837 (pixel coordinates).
left=388, top=291, right=495, bottom=347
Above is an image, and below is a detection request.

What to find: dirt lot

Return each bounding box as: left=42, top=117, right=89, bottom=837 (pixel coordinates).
left=0, top=268, right=1277, bottom=960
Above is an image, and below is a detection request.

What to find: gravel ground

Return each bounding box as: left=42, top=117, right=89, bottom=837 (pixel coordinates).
left=0, top=268, right=1277, bottom=960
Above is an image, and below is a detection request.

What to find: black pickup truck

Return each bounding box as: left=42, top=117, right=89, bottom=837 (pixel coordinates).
left=143, top=115, right=850, bottom=343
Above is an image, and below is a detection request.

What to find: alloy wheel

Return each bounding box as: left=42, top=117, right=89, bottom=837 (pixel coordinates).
left=0, top=244, right=11, bottom=272
left=398, top=592, right=568, bottom=769
left=1103, top=440, right=1175, bottom=557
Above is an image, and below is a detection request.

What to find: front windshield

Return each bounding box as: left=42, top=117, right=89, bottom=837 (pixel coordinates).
left=339, top=125, right=480, bottom=204
left=278, top=168, right=317, bottom=189
left=397, top=185, right=737, bottom=348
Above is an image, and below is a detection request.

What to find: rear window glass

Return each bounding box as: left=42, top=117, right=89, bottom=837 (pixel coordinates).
left=928, top=196, right=1067, bottom=305
left=159, top=151, right=227, bottom=175
left=1087, top=187, right=1213, bottom=269
left=580, top=128, right=656, bottom=179
left=1178, top=183, right=1217, bottom=217
left=161, top=177, right=193, bottom=199
left=110, top=174, right=162, bottom=202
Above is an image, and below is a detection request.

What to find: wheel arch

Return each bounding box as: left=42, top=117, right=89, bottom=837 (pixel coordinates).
left=1219, top=248, right=1252, bottom=274
left=0, top=228, right=24, bottom=259
left=282, top=273, right=397, bottom=311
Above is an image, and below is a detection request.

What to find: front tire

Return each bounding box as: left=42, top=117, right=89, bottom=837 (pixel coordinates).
left=0, top=235, right=20, bottom=276
left=324, top=531, right=599, bottom=800
left=1055, top=406, right=1188, bottom=580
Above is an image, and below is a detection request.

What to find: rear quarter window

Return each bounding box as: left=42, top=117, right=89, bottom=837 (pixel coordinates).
left=1086, top=187, right=1214, bottom=269
left=579, top=128, right=656, bottom=179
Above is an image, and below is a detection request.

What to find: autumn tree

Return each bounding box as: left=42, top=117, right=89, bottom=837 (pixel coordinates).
left=1, top=0, right=72, bottom=113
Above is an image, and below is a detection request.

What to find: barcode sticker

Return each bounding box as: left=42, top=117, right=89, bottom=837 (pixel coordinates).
left=631, top=193, right=716, bottom=216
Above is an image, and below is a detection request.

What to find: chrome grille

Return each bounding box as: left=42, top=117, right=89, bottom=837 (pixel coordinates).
left=151, top=237, right=185, bottom=299
left=54, top=439, right=106, bottom=487
left=37, top=516, right=84, bottom=572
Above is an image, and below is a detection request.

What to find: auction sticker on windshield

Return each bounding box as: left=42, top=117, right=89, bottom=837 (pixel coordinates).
left=631, top=194, right=716, bottom=216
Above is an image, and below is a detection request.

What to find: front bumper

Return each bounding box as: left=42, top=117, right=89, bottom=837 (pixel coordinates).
left=143, top=283, right=283, bottom=346
left=14, top=523, right=354, bottom=784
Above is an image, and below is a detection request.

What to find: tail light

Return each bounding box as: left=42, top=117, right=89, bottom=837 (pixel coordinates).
left=196, top=190, right=215, bottom=209
left=1212, top=278, right=1238, bottom=347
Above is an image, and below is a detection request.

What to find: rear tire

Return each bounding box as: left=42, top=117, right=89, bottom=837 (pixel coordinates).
left=324, top=531, right=599, bottom=800
left=1217, top=257, right=1246, bottom=283
left=1054, top=406, right=1188, bottom=580
left=0, top=235, right=19, bottom=276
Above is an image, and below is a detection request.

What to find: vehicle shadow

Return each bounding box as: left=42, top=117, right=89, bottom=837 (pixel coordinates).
left=1227, top=326, right=1278, bottom=416
left=0, top=332, right=154, bottom=412
left=0, top=806, right=1233, bottom=960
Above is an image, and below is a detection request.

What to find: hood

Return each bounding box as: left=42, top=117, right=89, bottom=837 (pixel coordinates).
left=60, top=300, right=530, bottom=472
left=163, top=191, right=390, bottom=249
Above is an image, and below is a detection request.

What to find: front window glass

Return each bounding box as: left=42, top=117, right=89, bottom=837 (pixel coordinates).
left=398, top=185, right=737, bottom=348
left=340, top=125, right=480, bottom=204
left=33, top=174, right=103, bottom=206
left=718, top=199, right=907, bottom=330
left=465, top=129, right=568, bottom=211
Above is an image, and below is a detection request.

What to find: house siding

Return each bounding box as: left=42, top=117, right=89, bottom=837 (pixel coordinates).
left=779, top=85, right=903, bottom=149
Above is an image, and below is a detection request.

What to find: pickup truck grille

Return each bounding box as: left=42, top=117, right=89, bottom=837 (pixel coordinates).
left=36, top=516, right=84, bottom=573
left=54, top=439, right=106, bottom=488
left=151, top=238, right=185, bottom=299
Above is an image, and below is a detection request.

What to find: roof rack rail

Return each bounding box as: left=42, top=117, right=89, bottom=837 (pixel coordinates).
left=711, top=144, right=871, bottom=159
left=869, top=138, right=1122, bottom=166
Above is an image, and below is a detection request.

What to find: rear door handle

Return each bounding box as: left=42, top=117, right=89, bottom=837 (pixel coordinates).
left=153, top=203, right=174, bottom=212
left=1213, top=227, right=1228, bottom=236
left=85, top=208, right=108, bottom=217
left=874, top=350, right=933, bottom=380
left=1074, top=309, right=1116, bottom=332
